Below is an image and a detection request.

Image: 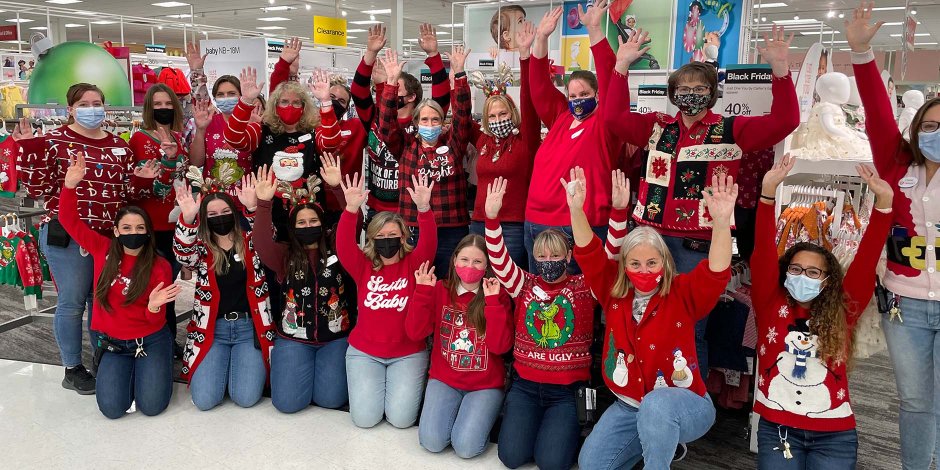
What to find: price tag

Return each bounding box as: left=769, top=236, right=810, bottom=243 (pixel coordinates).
left=723, top=64, right=774, bottom=118
left=636, top=85, right=668, bottom=115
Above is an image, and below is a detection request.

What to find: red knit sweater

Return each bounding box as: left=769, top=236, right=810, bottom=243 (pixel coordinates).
left=316, top=108, right=367, bottom=212
left=128, top=130, right=185, bottom=232
left=336, top=208, right=437, bottom=358
left=58, top=186, right=172, bottom=340
left=751, top=202, right=893, bottom=432
left=406, top=282, right=514, bottom=391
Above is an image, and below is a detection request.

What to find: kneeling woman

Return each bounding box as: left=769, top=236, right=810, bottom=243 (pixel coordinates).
left=406, top=238, right=513, bottom=458
left=571, top=168, right=736, bottom=470
left=59, top=153, right=179, bottom=419
left=174, top=173, right=275, bottom=411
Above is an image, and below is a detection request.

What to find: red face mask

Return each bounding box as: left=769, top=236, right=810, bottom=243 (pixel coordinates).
left=276, top=105, right=303, bottom=125
left=626, top=270, right=662, bottom=293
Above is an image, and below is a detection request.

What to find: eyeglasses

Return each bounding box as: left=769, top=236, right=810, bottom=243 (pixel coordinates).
left=787, top=264, right=827, bottom=280
left=675, top=86, right=711, bottom=95
left=920, top=121, right=940, bottom=133
left=277, top=101, right=303, bottom=108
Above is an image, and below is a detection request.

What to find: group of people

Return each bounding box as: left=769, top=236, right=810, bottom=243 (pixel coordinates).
left=10, top=0, right=940, bottom=468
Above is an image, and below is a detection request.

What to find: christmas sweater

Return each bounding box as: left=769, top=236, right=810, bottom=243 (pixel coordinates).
left=201, top=113, right=254, bottom=194
left=59, top=186, right=172, bottom=340
left=128, top=129, right=186, bottom=231
left=173, top=211, right=275, bottom=382
left=485, top=217, right=595, bottom=385
left=17, top=126, right=154, bottom=232
left=336, top=208, right=436, bottom=358
left=751, top=201, right=893, bottom=432
left=406, top=281, right=514, bottom=391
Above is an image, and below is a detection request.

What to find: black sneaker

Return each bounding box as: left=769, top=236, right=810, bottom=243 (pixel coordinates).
left=62, top=365, right=96, bottom=395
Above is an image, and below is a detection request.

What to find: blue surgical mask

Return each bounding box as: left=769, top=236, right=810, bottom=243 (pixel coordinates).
left=568, top=97, right=597, bottom=120
left=418, top=125, right=442, bottom=143
left=74, top=106, right=105, bottom=129
left=215, top=97, right=239, bottom=115
left=918, top=129, right=940, bottom=163
left=784, top=273, right=825, bottom=303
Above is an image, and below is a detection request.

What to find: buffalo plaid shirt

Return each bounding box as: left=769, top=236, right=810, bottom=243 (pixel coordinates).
left=375, top=74, right=473, bottom=228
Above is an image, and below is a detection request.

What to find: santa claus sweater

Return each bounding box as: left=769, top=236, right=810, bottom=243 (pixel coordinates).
left=337, top=208, right=437, bottom=358
left=485, top=217, right=595, bottom=385
left=59, top=186, right=172, bottom=340
left=406, top=281, right=513, bottom=391
left=751, top=201, right=893, bottom=432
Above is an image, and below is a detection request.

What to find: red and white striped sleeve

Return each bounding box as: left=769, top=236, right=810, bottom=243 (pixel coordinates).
left=223, top=99, right=261, bottom=153
left=316, top=107, right=343, bottom=152
left=605, top=207, right=630, bottom=260
left=485, top=217, right=527, bottom=298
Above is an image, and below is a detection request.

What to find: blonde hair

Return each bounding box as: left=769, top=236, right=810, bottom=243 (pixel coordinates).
left=412, top=99, right=445, bottom=126
left=362, top=211, right=414, bottom=270
left=481, top=95, right=521, bottom=136
left=264, top=80, right=320, bottom=134
left=532, top=229, right=571, bottom=259
left=611, top=226, right=677, bottom=298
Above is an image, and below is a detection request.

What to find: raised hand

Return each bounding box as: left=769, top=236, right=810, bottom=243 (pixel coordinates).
left=236, top=173, right=258, bottom=210
left=856, top=164, right=893, bottom=210
left=155, top=127, right=178, bottom=160
left=846, top=1, right=884, bottom=53
left=414, top=261, right=437, bottom=286
left=254, top=165, right=277, bottom=202
left=281, top=37, right=302, bottom=64
left=418, top=23, right=439, bottom=56
left=517, top=20, right=537, bottom=58
left=367, top=24, right=388, bottom=55
left=485, top=177, right=507, bottom=219
left=341, top=172, right=369, bottom=213
left=407, top=174, right=434, bottom=212
left=239, top=67, right=264, bottom=102
left=12, top=118, right=37, bottom=141
left=761, top=154, right=795, bottom=197
left=537, top=7, right=564, bottom=39
left=611, top=169, right=631, bottom=210
left=757, top=24, right=795, bottom=77
left=482, top=278, right=501, bottom=296
left=249, top=104, right=264, bottom=124
left=185, top=42, right=207, bottom=71
left=615, top=29, right=651, bottom=73
left=319, top=152, right=342, bottom=187
left=134, top=159, right=160, bottom=179
left=176, top=181, right=202, bottom=223
left=450, top=45, right=470, bottom=74
left=308, top=69, right=332, bottom=103
left=193, top=99, right=215, bottom=130
left=702, top=174, right=738, bottom=225
left=64, top=151, right=86, bottom=189
left=148, top=281, right=182, bottom=312
left=559, top=167, right=587, bottom=211
left=381, top=49, right=405, bottom=85
left=578, top=0, right=610, bottom=31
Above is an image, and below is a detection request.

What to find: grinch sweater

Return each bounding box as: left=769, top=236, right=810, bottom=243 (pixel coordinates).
left=751, top=201, right=893, bottom=432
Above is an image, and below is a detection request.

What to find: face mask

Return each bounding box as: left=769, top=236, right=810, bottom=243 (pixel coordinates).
left=627, top=270, right=662, bottom=293
left=215, top=97, right=239, bottom=114
left=489, top=118, right=515, bottom=139
left=455, top=265, right=486, bottom=284
left=534, top=259, right=567, bottom=282
left=397, top=95, right=411, bottom=109
left=673, top=93, right=711, bottom=116
left=74, top=106, right=106, bottom=129
left=276, top=105, right=304, bottom=125
left=207, top=213, right=236, bottom=236
left=332, top=100, right=348, bottom=121
left=294, top=226, right=322, bottom=245
left=373, top=237, right=402, bottom=259
left=418, top=125, right=443, bottom=143
left=918, top=129, right=940, bottom=163
left=568, top=97, right=597, bottom=120
left=118, top=233, right=150, bottom=250
left=152, top=108, right=175, bottom=126
left=784, top=273, right=825, bottom=303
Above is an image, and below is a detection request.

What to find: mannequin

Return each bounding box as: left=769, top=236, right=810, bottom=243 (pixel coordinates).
left=899, top=90, right=925, bottom=140
left=793, top=72, right=872, bottom=161
left=842, top=76, right=867, bottom=136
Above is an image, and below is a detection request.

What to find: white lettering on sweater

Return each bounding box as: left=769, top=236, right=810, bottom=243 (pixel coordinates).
left=363, top=275, right=409, bottom=312
left=526, top=351, right=573, bottom=362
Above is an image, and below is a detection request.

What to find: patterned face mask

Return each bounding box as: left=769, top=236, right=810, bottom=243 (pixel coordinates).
left=534, top=259, right=567, bottom=282
left=489, top=118, right=515, bottom=139
left=673, top=93, right=711, bottom=116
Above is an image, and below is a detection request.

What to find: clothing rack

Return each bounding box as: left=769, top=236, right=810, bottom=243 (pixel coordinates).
left=775, top=184, right=846, bottom=238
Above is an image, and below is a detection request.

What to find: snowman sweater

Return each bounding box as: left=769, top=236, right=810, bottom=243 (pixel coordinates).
left=406, top=282, right=514, bottom=391
left=751, top=201, right=893, bottom=432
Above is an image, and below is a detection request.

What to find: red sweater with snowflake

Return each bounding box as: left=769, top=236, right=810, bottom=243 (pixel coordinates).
left=751, top=201, right=893, bottom=432
left=406, top=281, right=514, bottom=391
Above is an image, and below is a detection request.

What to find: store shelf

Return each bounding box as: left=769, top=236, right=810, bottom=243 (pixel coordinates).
left=790, top=156, right=872, bottom=177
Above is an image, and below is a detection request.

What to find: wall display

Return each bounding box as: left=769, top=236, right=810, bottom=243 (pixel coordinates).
left=794, top=43, right=828, bottom=123
left=723, top=63, right=772, bottom=118
left=561, top=0, right=592, bottom=72
left=673, top=0, right=743, bottom=69
left=464, top=2, right=559, bottom=69
left=606, top=0, right=672, bottom=70
left=28, top=41, right=132, bottom=106
left=1, top=53, right=33, bottom=81
left=200, top=38, right=267, bottom=96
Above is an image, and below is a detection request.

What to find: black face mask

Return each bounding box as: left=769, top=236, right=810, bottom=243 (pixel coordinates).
left=118, top=233, right=150, bottom=250
left=152, top=108, right=175, bottom=126
left=207, top=213, right=236, bottom=236
left=397, top=95, right=411, bottom=110
left=373, top=237, right=402, bottom=259
left=332, top=100, right=348, bottom=120
left=294, top=226, right=322, bottom=245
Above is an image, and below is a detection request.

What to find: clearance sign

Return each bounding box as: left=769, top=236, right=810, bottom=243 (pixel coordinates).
left=313, top=16, right=347, bottom=47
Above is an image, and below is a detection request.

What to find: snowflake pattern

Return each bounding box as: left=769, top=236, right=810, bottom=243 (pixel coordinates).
left=212, top=133, right=221, bottom=140
left=612, top=303, right=619, bottom=310
left=759, top=344, right=766, bottom=356
left=323, top=268, right=331, bottom=277
left=319, top=287, right=328, bottom=296
left=837, top=388, right=846, bottom=401
left=766, top=327, right=779, bottom=344
left=676, top=321, right=682, bottom=328
left=778, top=306, right=789, bottom=318
left=265, top=135, right=275, bottom=145
left=2, top=149, right=10, bottom=157
left=757, top=375, right=764, bottom=387
left=300, top=287, right=311, bottom=296
left=649, top=344, right=656, bottom=350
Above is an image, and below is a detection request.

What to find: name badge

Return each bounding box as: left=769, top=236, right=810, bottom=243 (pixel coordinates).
left=112, top=148, right=127, bottom=156
left=298, top=133, right=312, bottom=143
left=326, top=255, right=338, bottom=266
left=436, top=146, right=449, bottom=155
left=899, top=176, right=918, bottom=188
left=340, top=130, right=352, bottom=137
left=571, top=129, right=584, bottom=139
left=532, top=285, right=549, bottom=301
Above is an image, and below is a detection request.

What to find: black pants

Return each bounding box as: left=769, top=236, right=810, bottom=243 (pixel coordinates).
left=154, top=230, right=183, bottom=338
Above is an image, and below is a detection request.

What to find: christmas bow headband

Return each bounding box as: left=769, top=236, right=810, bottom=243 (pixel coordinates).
left=468, top=63, right=515, bottom=98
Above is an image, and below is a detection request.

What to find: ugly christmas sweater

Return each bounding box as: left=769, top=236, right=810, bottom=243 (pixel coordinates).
left=128, top=129, right=186, bottom=232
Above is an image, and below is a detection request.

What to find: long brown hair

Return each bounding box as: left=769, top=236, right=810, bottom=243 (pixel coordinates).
left=196, top=192, right=246, bottom=275
left=94, top=206, right=156, bottom=312
left=445, top=234, right=491, bottom=335
left=286, top=203, right=330, bottom=279
left=66, top=83, right=105, bottom=125
left=142, top=83, right=183, bottom=132
left=902, top=98, right=940, bottom=166
left=778, top=242, right=852, bottom=363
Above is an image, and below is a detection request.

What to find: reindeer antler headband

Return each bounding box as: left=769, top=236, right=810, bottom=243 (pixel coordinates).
left=279, top=174, right=325, bottom=214
left=468, top=63, right=515, bottom=98
left=185, top=165, right=225, bottom=195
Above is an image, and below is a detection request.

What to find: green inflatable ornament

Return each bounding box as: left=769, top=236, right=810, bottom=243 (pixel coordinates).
left=28, top=41, right=131, bottom=106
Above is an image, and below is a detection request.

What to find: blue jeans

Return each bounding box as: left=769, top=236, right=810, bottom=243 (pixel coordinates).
left=95, top=328, right=174, bottom=419
left=419, top=378, right=504, bottom=459
left=882, top=295, right=940, bottom=470
left=345, top=344, right=429, bottom=429
left=498, top=375, right=582, bottom=470
left=270, top=336, right=350, bottom=413
left=409, top=224, right=469, bottom=279
left=663, top=235, right=711, bottom=380
left=523, top=221, right=607, bottom=275
left=39, top=223, right=96, bottom=368
left=756, top=417, right=858, bottom=469
left=579, top=389, right=715, bottom=470
left=189, top=317, right=266, bottom=411
left=471, top=221, right=527, bottom=271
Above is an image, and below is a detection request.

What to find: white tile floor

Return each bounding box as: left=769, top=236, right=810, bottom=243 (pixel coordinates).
left=0, top=359, right=525, bottom=470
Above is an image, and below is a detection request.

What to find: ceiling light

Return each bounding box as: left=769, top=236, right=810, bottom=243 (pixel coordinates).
left=6, top=18, right=33, bottom=23
left=438, top=31, right=450, bottom=35
left=341, top=10, right=347, bottom=16
left=256, top=26, right=285, bottom=30
left=753, top=18, right=759, bottom=23
left=915, top=42, right=938, bottom=45
left=152, top=1, right=189, bottom=6
left=166, top=14, right=192, bottom=18
left=438, top=23, right=463, bottom=28
left=772, top=19, right=818, bottom=25
left=346, top=29, right=367, bottom=33
left=75, top=10, right=95, bottom=15
left=268, top=0, right=275, bottom=4
left=29, top=26, right=47, bottom=30
left=827, top=11, right=836, bottom=18
left=91, top=20, right=116, bottom=24
left=258, top=17, right=290, bottom=22
left=793, top=15, right=799, bottom=20
left=350, top=20, right=381, bottom=25
left=830, top=40, right=849, bottom=43
left=755, top=2, right=787, bottom=7
left=404, top=38, right=419, bottom=42
left=362, top=9, right=391, bottom=15
left=46, top=0, right=83, bottom=4
left=369, top=14, right=376, bottom=21
left=838, top=13, right=845, bottom=18
left=800, top=31, right=841, bottom=36
left=347, top=36, right=358, bottom=39
left=306, top=5, right=311, bottom=10
left=911, top=9, right=917, bottom=15
left=761, top=17, right=767, bottom=22
left=891, top=33, right=930, bottom=37
left=157, top=25, right=163, bottom=30
left=64, top=23, right=84, bottom=27
left=872, top=6, right=905, bottom=11
left=262, top=6, right=295, bottom=11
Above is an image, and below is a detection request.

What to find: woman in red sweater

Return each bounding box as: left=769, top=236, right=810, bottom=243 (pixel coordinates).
left=406, top=237, right=513, bottom=459
left=59, top=153, right=179, bottom=419
left=570, top=168, right=735, bottom=470
left=337, top=172, right=437, bottom=429
left=751, top=155, right=894, bottom=468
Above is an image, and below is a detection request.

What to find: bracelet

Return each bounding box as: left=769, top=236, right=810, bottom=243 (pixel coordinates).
left=148, top=305, right=160, bottom=313
left=319, top=102, right=333, bottom=108
left=760, top=194, right=776, bottom=201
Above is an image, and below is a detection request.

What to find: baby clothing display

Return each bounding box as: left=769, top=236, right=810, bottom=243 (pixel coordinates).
left=792, top=72, right=872, bottom=161
left=898, top=90, right=925, bottom=140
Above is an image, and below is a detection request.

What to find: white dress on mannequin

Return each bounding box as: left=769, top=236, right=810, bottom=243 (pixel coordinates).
left=793, top=72, right=872, bottom=161
left=899, top=90, right=925, bottom=140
